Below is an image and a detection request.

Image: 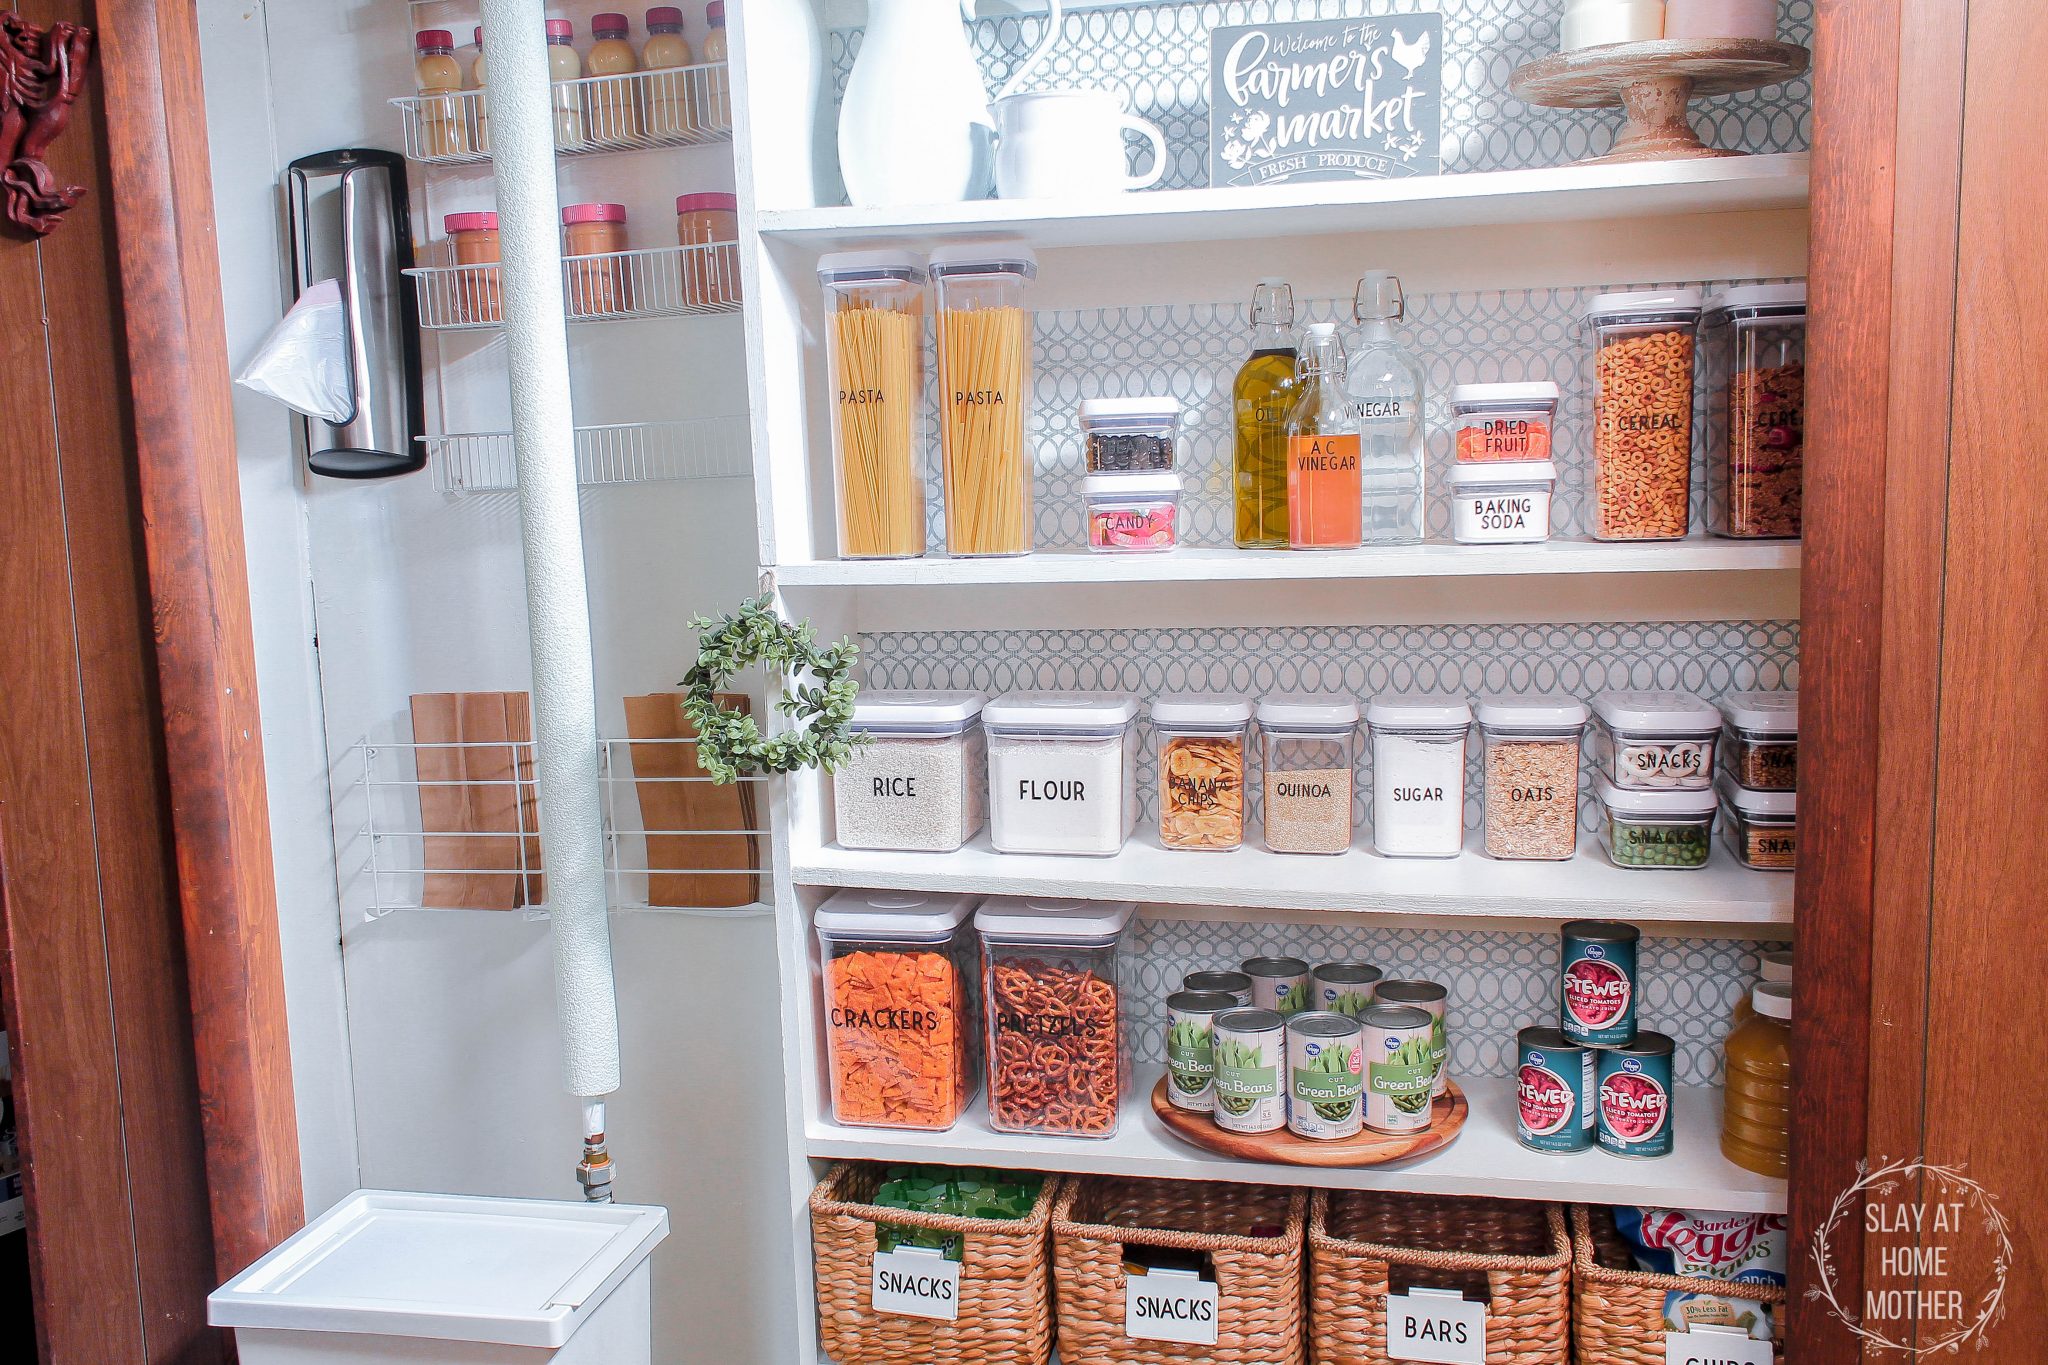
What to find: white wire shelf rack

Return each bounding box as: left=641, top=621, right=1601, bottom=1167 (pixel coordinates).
left=422, top=415, right=752, bottom=492
left=392, top=64, right=732, bottom=166
left=406, top=243, right=741, bottom=330
left=346, top=737, right=768, bottom=917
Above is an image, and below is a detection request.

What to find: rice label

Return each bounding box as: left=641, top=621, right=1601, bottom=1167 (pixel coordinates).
left=1664, top=1325, right=1772, bottom=1365
left=1124, top=1267, right=1218, bottom=1345
left=870, top=1246, right=959, bottom=1321
left=1385, top=1289, right=1485, bottom=1363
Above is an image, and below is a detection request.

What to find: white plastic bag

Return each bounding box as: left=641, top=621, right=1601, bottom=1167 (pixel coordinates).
left=235, top=278, right=353, bottom=424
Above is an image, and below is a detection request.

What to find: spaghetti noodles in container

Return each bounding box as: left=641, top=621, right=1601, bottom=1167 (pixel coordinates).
left=975, top=896, right=1133, bottom=1138
left=819, top=251, right=926, bottom=559
left=930, top=244, right=1035, bottom=557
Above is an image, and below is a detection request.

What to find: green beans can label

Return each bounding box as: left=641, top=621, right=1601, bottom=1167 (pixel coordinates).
left=1561, top=930, right=1638, bottom=1046
left=1164, top=1002, right=1221, bottom=1111
left=1597, top=1049, right=1673, bottom=1157
left=1212, top=1018, right=1286, bottom=1134
left=1516, top=1030, right=1594, bottom=1153
left=1364, top=1021, right=1436, bottom=1134
left=1287, top=1021, right=1364, bottom=1140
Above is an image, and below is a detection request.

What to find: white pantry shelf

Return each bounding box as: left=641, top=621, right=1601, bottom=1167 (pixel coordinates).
left=793, top=830, right=1793, bottom=929
left=775, top=538, right=1799, bottom=588
left=754, top=153, right=1809, bottom=251
left=807, top=1064, right=1786, bottom=1214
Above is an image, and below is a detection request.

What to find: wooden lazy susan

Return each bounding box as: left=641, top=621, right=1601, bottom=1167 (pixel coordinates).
left=1511, top=38, right=1811, bottom=165
left=1150, top=1077, right=1468, bottom=1167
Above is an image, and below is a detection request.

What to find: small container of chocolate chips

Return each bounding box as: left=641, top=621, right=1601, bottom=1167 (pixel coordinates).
left=1079, top=396, right=1182, bottom=472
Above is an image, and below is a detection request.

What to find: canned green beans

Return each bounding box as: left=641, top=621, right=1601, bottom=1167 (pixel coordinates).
left=1311, top=961, right=1383, bottom=1017
left=1163, top=990, right=1238, bottom=1112
left=1374, top=979, right=1449, bottom=1096
left=1182, top=970, right=1252, bottom=1006
left=1211, top=1007, right=1287, bottom=1134
left=1516, top=1026, right=1594, bottom=1153
left=1242, top=956, right=1313, bottom=1016
left=1360, top=1004, right=1436, bottom=1135
left=1286, top=1011, right=1364, bottom=1139
left=1560, top=920, right=1640, bottom=1047
left=1596, top=1029, right=1675, bottom=1157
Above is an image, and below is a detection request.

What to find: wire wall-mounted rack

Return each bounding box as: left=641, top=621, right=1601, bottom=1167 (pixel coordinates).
left=392, top=64, right=732, bottom=166
left=406, top=243, right=741, bottom=330
left=422, top=415, right=752, bottom=492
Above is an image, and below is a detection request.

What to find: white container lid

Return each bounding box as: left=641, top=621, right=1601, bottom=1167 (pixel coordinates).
left=1256, top=692, right=1360, bottom=730
left=1718, top=688, right=1798, bottom=735
left=1448, top=459, right=1558, bottom=489
left=817, top=249, right=924, bottom=285
left=1584, top=287, right=1705, bottom=322
left=815, top=888, right=978, bottom=937
left=1151, top=693, right=1251, bottom=728
left=1759, top=949, right=1794, bottom=983
left=1449, top=381, right=1560, bottom=408
left=1752, top=980, right=1793, bottom=1021
left=975, top=895, right=1136, bottom=943
left=1367, top=692, right=1473, bottom=730
left=849, top=689, right=986, bottom=733
left=928, top=242, right=1037, bottom=279
left=1476, top=693, right=1589, bottom=730
left=1079, top=396, right=1183, bottom=427
left=1083, top=471, right=1181, bottom=499
left=983, top=690, right=1140, bottom=731
left=1592, top=689, right=1721, bottom=734
left=207, top=1190, right=669, bottom=1348
left=1708, top=283, right=1808, bottom=318
left=1718, top=772, right=1797, bottom=818
left=1595, top=776, right=1720, bottom=817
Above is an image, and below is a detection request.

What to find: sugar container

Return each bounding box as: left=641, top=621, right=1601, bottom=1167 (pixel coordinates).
left=1589, top=689, right=1720, bottom=790
left=1366, top=694, right=1473, bottom=858
left=983, top=692, right=1140, bottom=856
left=1256, top=693, right=1360, bottom=855
left=830, top=690, right=986, bottom=853
left=976, top=896, right=1135, bottom=1137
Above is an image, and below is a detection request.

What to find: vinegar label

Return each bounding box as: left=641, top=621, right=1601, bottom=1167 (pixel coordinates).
left=1288, top=434, right=1363, bottom=546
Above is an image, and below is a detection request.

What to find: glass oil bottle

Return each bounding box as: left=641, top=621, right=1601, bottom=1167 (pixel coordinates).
left=1232, top=279, right=1299, bottom=548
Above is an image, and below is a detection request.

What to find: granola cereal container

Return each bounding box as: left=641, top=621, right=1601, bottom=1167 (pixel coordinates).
left=1705, top=283, right=1806, bottom=539
left=976, top=896, right=1135, bottom=1138
left=1717, top=688, right=1798, bottom=791
left=1477, top=694, right=1588, bottom=861
left=1152, top=693, right=1250, bottom=851
left=1585, top=289, right=1704, bottom=541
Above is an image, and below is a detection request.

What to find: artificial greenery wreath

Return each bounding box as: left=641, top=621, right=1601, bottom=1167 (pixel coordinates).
left=681, top=594, right=862, bottom=783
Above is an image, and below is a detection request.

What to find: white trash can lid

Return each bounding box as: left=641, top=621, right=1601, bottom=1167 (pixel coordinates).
left=208, top=1190, right=669, bottom=1348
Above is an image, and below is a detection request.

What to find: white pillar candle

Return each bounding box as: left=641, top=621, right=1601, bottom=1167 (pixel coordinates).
left=1561, top=0, right=1666, bottom=52
left=1664, top=0, right=1779, bottom=42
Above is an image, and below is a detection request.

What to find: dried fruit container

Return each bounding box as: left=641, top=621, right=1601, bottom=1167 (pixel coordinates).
left=1594, top=778, right=1718, bottom=870
left=1718, top=774, right=1796, bottom=871
left=983, top=692, right=1140, bottom=856
left=1477, top=694, right=1588, bottom=861
left=829, top=690, right=986, bottom=853
left=1585, top=289, right=1704, bottom=542
left=1717, top=688, right=1798, bottom=791
left=1705, top=282, right=1806, bottom=539
left=1082, top=472, right=1180, bottom=553
left=1450, top=381, right=1559, bottom=462
left=1152, top=693, right=1250, bottom=851
left=1589, top=689, right=1720, bottom=790
left=814, top=888, right=979, bottom=1131
left=975, top=896, right=1134, bottom=1138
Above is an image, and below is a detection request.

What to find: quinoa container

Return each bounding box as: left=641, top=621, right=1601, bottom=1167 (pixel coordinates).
left=830, top=690, right=987, bottom=853
left=1447, top=460, right=1558, bottom=544
left=1585, top=289, right=1704, bottom=542
left=1718, top=688, right=1798, bottom=791
left=1374, top=979, right=1450, bottom=1097
left=1079, top=395, right=1181, bottom=472
left=1256, top=693, right=1360, bottom=856
left=1451, top=381, right=1559, bottom=463
left=1211, top=1006, right=1288, bottom=1134
left=975, top=896, right=1135, bottom=1138
left=1311, top=961, right=1383, bottom=1017
left=1477, top=694, right=1587, bottom=862
left=1183, top=969, right=1253, bottom=1006
left=1359, top=1004, right=1437, bottom=1135
left=1365, top=694, right=1472, bottom=859
left=1516, top=1025, right=1596, bottom=1154
left=1082, top=472, right=1180, bottom=552
left=1705, top=282, right=1806, bottom=540
left=1590, top=689, right=1721, bottom=790
left=1286, top=1011, right=1365, bottom=1140
left=1596, top=1030, right=1677, bottom=1158
left=1242, top=955, right=1313, bottom=1017
left=1153, top=693, right=1250, bottom=852
left=814, top=888, right=980, bottom=1131
left=1595, top=777, right=1718, bottom=870
left=982, top=692, right=1140, bottom=856
left=1718, top=774, right=1796, bottom=871
left=1164, top=989, right=1239, bottom=1112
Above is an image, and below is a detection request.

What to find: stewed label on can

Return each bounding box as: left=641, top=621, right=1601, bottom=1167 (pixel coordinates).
left=1597, top=1029, right=1675, bottom=1157
left=1311, top=962, right=1383, bottom=1018
left=1360, top=1004, right=1437, bottom=1135
left=1560, top=920, right=1640, bottom=1047
left=1182, top=970, right=1253, bottom=1007
left=1375, top=979, right=1450, bottom=1097
left=1516, top=1026, right=1595, bottom=1153
left=1164, top=990, right=1239, bottom=1112
left=1286, top=1011, right=1364, bottom=1139
left=1211, top=1007, right=1287, bottom=1134
left=1242, top=956, right=1313, bottom=1016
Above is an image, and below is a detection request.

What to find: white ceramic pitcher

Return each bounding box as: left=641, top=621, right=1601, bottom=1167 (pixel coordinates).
left=993, top=89, right=1169, bottom=199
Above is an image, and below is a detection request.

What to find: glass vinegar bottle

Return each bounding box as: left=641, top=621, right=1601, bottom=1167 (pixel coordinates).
left=1349, top=271, right=1428, bottom=545
left=1286, top=323, right=1363, bottom=550
left=1233, top=279, right=1299, bottom=549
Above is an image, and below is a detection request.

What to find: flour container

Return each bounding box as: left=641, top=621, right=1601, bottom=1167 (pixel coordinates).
left=983, top=692, right=1140, bottom=855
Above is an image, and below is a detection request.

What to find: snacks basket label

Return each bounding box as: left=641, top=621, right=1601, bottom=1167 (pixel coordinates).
left=870, top=1246, right=960, bottom=1321
left=1124, top=1268, right=1219, bottom=1346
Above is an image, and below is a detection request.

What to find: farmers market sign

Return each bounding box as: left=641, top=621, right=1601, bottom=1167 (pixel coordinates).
left=1209, top=14, right=1443, bottom=187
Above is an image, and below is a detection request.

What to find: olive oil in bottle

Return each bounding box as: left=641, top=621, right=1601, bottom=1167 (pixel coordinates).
left=1233, top=279, right=1299, bottom=548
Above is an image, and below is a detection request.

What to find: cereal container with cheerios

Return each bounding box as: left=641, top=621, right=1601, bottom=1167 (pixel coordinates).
left=1586, top=288, right=1704, bottom=541
left=975, top=896, right=1134, bottom=1139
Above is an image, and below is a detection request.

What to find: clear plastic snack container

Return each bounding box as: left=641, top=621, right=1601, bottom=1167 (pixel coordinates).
left=1704, top=283, right=1806, bottom=540
left=814, top=888, right=980, bottom=1131
left=1717, top=688, right=1798, bottom=792
left=1717, top=774, right=1797, bottom=871
left=975, top=896, right=1136, bottom=1137
left=1589, top=689, right=1721, bottom=790
left=818, top=249, right=927, bottom=559
left=1585, top=288, right=1704, bottom=542
left=830, top=690, right=986, bottom=853
left=1083, top=472, right=1181, bottom=553
left=1451, top=381, right=1559, bottom=463
left=1080, top=396, right=1182, bottom=472
left=1476, top=694, right=1588, bottom=861
left=982, top=692, right=1140, bottom=856
left=1256, top=693, right=1360, bottom=855
left=1595, top=778, right=1718, bottom=870
left=1152, top=693, right=1251, bottom=852
left=1365, top=694, right=1473, bottom=859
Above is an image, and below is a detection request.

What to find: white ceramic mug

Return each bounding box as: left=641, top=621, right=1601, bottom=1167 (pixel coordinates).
left=992, top=89, right=1168, bottom=199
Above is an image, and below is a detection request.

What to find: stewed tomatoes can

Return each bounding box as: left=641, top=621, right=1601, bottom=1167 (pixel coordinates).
left=1596, top=1029, right=1676, bottom=1157
left=1516, top=1026, right=1594, bottom=1153
left=1560, top=919, right=1640, bottom=1047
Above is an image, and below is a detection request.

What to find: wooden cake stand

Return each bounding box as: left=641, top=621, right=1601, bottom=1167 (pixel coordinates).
left=1510, top=38, right=1811, bottom=165
left=1151, top=1076, right=1468, bottom=1168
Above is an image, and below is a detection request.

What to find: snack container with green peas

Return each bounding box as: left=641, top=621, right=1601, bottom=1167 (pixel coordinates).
left=1595, top=777, right=1718, bottom=869
left=1287, top=1011, right=1364, bottom=1139
left=1361, top=1004, right=1437, bottom=1134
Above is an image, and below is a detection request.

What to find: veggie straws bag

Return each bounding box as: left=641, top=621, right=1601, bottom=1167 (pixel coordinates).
left=810, top=1162, right=1058, bottom=1365
left=1570, top=1205, right=1786, bottom=1364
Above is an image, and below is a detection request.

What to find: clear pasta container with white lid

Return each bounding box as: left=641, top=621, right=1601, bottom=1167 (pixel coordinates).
left=931, top=243, right=1037, bottom=558
left=1366, top=694, right=1473, bottom=859
left=1451, top=381, right=1559, bottom=463
left=1595, top=778, right=1718, bottom=870
left=818, top=250, right=927, bottom=560
left=1447, top=460, right=1558, bottom=543
left=1153, top=693, right=1251, bottom=852
left=1717, top=773, right=1796, bottom=871
left=1589, top=689, right=1721, bottom=790
left=1256, top=693, right=1360, bottom=855
left=1717, top=687, right=1798, bottom=791
left=1476, top=694, right=1588, bottom=861
left=830, top=690, right=987, bottom=853
left=982, top=691, right=1140, bottom=856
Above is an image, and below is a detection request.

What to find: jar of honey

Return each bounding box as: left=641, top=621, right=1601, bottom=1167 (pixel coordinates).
left=562, top=202, right=630, bottom=317
left=444, top=211, right=501, bottom=325
left=675, top=192, right=740, bottom=307
left=1721, top=980, right=1791, bottom=1177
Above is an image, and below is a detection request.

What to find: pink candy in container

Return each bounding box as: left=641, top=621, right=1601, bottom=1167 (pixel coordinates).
left=1083, top=472, right=1180, bottom=553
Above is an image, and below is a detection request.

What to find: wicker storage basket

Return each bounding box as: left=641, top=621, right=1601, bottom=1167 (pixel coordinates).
left=809, top=1162, right=1058, bottom=1365
left=1051, top=1175, right=1307, bottom=1365
left=1307, top=1191, right=1569, bottom=1364
left=1571, top=1205, right=1787, bottom=1363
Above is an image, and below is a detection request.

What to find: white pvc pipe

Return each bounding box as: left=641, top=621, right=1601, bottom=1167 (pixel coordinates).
left=478, top=0, right=621, bottom=1101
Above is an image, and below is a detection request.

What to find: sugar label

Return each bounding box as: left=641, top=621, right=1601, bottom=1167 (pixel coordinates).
left=1386, top=1289, right=1485, bottom=1363
left=1124, top=1267, right=1219, bottom=1344
left=871, top=1246, right=959, bottom=1321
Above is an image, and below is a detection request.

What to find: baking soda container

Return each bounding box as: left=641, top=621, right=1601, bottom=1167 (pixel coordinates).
left=1242, top=956, right=1314, bottom=1016
left=1286, top=1012, right=1364, bottom=1139
left=1597, top=1029, right=1676, bottom=1157
left=1360, top=1004, right=1436, bottom=1135
left=1311, top=962, right=1383, bottom=1018
left=1163, top=990, right=1238, bottom=1112
left=1516, top=1026, right=1595, bottom=1153
left=1560, top=920, right=1640, bottom=1047
left=1374, top=979, right=1449, bottom=1097
left=1182, top=970, right=1253, bottom=1006
left=1211, top=1008, right=1287, bottom=1134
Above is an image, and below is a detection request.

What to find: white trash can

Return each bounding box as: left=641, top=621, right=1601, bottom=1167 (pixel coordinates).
left=209, top=1190, right=669, bottom=1365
